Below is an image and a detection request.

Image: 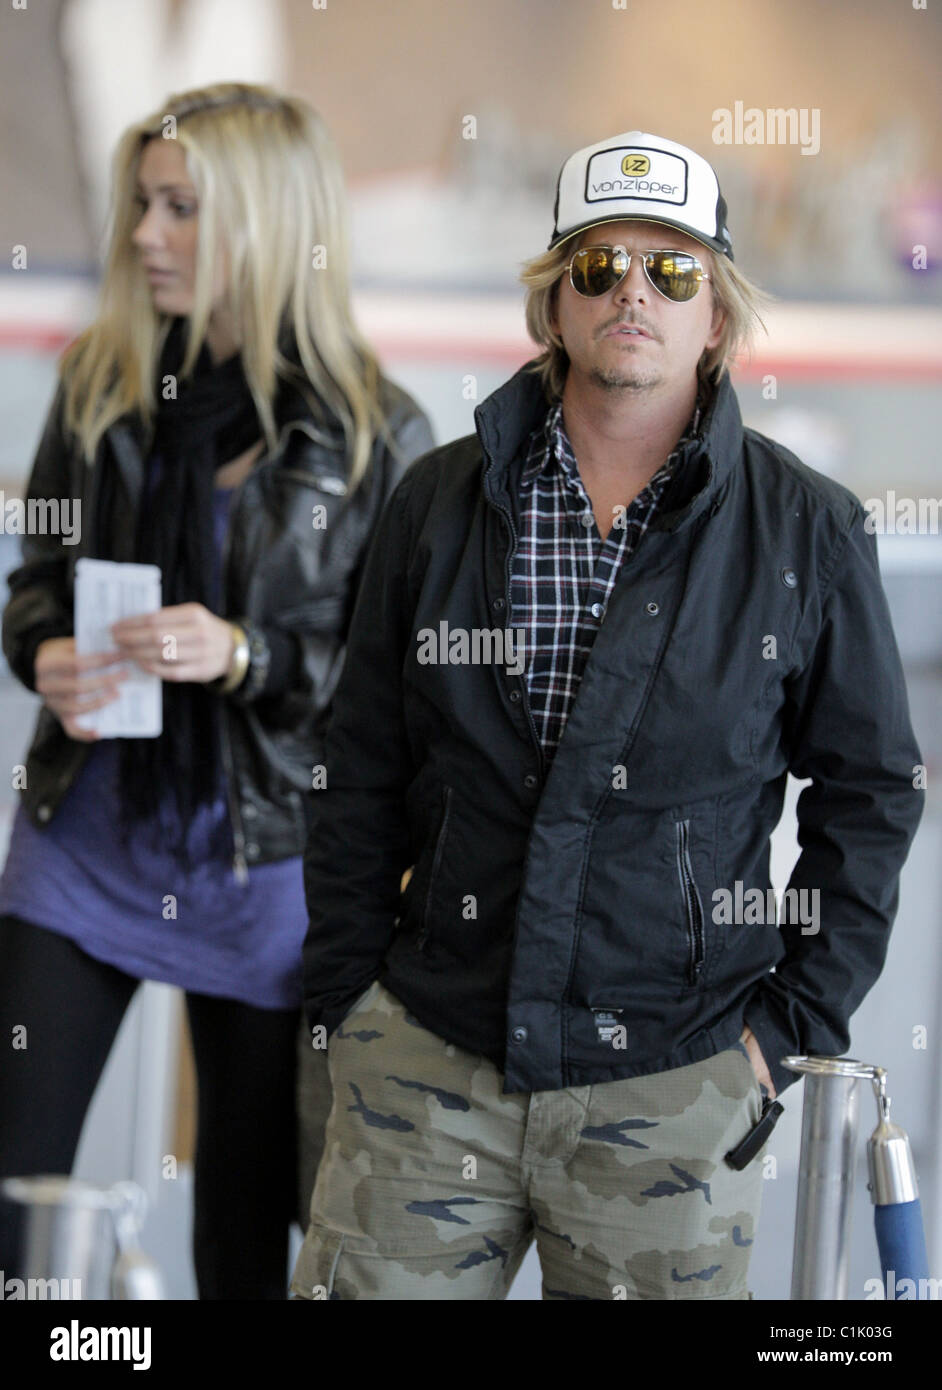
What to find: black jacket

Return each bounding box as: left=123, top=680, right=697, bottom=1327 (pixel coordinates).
left=2, top=374, right=434, bottom=876
left=301, top=364, right=923, bottom=1096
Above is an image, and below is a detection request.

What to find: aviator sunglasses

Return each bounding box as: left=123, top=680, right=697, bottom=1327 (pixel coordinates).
left=567, top=244, right=710, bottom=303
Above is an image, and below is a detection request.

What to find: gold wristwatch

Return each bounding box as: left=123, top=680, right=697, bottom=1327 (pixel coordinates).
left=213, top=623, right=250, bottom=695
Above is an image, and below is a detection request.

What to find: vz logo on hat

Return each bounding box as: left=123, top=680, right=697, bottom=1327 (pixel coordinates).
left=550, top=129, right=734, bottom=261
left=585, top=146, right=686, bottom=206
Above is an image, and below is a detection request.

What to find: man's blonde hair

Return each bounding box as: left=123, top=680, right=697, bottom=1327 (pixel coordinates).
left=520, top=228, right=770, bottom=400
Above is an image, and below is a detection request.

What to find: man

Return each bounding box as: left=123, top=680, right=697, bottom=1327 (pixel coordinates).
left=291, top=130, right=923, bottom=1300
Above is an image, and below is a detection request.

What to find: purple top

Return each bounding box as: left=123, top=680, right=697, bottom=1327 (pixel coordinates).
left=0, top=485, right=307, bottom=1010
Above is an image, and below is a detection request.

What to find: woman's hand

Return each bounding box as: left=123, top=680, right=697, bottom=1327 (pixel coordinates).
left=111, top=603, right=234, bottom=683
left=740, top=1025, right=777, bottom=1099
left=34, top=636, right=128, bottom=741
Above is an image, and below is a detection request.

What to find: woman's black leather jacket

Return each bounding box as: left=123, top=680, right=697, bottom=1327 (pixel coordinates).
left=2, top=375, right=434, bottom=879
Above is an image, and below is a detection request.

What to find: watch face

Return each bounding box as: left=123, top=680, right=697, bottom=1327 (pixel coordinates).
left=239, top=624, right=271, bottom=698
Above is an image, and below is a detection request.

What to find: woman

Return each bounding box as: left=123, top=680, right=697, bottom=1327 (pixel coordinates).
left=0, top=81, right=433, bottom=1298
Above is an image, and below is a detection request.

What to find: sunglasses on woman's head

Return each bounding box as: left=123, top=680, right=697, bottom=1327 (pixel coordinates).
left=567, top=244, right=710, bottom=303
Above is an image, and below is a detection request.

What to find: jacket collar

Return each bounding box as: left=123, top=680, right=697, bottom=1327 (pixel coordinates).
left=101, top=369, right=347, bottom=502
left=477, top=361, right=744, bottom=533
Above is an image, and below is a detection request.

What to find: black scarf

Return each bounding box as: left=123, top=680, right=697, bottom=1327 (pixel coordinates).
left=110, top=318, right=263, bottom=861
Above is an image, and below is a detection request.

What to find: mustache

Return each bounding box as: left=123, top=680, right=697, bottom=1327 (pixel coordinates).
left=596, top=316, right=659, bottom=341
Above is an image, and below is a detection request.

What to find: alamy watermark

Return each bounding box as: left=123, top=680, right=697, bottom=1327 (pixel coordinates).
left=863, top=492, right=940, bottom=535
left=864, top=1270, right=940, bottom=1300
left=712, top=102, right=821, bottom=156
left=712, top=882, right=820, bottom=935
left=2, top=1271, right=82, bottom=1299
left=0, top=493, right=81, bottom=545
left=49, top=1319, right=151, bottom=1369
left=416, top=621, right=526, bottom=676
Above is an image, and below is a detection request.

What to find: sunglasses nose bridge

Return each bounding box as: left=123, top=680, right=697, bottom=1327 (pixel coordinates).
left=611, top=250, right=651, bottom=299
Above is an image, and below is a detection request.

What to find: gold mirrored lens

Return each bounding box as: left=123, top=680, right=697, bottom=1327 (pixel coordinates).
left=571, top=248, right=620, bottom=297
left=644, top=252, right=703, bottom=301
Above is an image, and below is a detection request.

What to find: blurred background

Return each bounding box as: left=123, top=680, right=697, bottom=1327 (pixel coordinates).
left=0, top=0, right=939, bottom=1301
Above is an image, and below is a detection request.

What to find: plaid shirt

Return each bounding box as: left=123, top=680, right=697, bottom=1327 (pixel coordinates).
left=510, top=396, right=703, bottom=760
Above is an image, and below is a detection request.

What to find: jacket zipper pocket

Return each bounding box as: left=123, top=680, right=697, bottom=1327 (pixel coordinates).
left=416, top=786, right=453, bottom=952
left=675, top=819, right=705, bottom=985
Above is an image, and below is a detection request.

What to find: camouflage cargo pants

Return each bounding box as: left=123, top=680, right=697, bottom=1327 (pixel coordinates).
left=290, top=980, right=767, bottom=1300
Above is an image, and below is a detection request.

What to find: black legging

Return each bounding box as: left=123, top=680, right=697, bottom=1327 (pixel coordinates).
left=0, top=913, right=299, bottom=1299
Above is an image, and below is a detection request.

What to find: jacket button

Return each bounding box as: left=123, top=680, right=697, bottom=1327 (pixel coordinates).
left=511, top=1026, right=528, bottom=1044
left=492, top=597, right=505, bottom=611
left=242, top=803, right=258, bottom=819
left=509, top=689, right=521, bottom=703
left=523, top=774, right=538, bottom=790
left=645, top=601, right=660, bottom=616
left=782, top=568, right=798, bottom=588
left=37, top=804, right=52, bottom=823
left=245, top=842, right=260, bottom=860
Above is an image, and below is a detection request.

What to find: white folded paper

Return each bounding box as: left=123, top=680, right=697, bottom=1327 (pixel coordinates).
left=74, top=558, right=163, bottom=738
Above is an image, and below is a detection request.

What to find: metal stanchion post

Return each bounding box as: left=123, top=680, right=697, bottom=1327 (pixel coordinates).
left=1, top=1175, right=117, bottom=1299
left=0, top=1174, right=163, bottom=1299
left=783, top=1056, right=879, bottom=1301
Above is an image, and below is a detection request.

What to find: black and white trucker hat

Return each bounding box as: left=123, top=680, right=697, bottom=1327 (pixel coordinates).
left=549, top=129, right=734, bottom=261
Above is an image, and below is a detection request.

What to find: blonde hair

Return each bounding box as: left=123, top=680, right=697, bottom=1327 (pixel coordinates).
left=61, top=81, right=385, bottom=486
left=521, top=228, right=770, bottom=401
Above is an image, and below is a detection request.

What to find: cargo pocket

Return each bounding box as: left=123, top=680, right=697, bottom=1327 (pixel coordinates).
left=721, top=1043, right=785, bottom=1171
left=289, top=1224, right=347, bottom=1300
